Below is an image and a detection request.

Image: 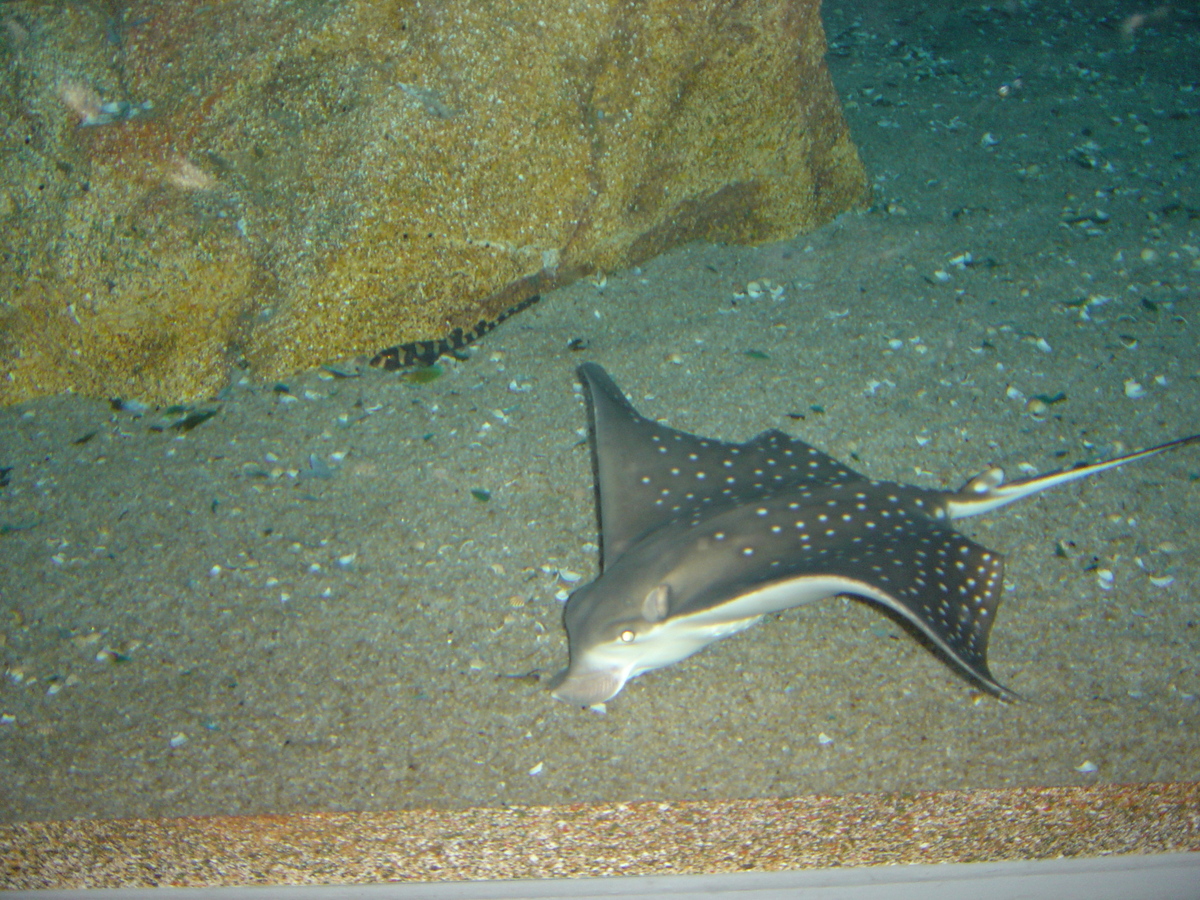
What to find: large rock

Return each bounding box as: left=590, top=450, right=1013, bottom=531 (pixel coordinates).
left=0, top=0, right=867, bottom=405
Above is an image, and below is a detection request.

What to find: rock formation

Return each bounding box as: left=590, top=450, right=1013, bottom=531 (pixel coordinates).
left=0, top=0, right=867, bottom=405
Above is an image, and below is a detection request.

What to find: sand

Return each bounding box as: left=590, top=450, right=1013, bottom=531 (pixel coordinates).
left=1, top=0, right=1198, bottom=825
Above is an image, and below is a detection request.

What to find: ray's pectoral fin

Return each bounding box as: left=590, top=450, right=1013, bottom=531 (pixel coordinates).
left=576, top=362, right=871, bottom=567
left=751, top=516, right=1018, bottom=700
left=859, top=526, right=1015, bottom=701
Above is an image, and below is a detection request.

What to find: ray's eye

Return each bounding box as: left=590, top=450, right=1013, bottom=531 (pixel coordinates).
left=620, top=630, right=636, bottom=643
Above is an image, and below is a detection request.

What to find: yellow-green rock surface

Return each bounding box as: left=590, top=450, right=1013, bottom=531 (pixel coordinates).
left=0, top=0, right=866, bottom=405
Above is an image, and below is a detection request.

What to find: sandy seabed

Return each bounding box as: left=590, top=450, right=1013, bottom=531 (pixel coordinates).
left=1, top=0, right=1198, bottom=824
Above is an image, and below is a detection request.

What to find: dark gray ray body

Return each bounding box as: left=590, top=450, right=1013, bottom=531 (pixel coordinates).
left=551, top=362, right=1199, bottom=707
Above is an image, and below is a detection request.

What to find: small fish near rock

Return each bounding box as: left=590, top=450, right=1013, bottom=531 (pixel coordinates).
left=550, top=363, right=1199, bottom=707
left=370, top=295, right=540, bottom=371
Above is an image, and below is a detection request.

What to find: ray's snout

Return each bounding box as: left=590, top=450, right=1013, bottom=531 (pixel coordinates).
left=548, top=666, right=624, bottom=706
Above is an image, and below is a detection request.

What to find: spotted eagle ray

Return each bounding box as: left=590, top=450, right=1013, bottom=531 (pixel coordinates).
left=550, top=362, right=1198, bottom=707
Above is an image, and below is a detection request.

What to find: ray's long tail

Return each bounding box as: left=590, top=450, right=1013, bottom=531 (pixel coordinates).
left=945, top=433, right=1200, bottom=520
